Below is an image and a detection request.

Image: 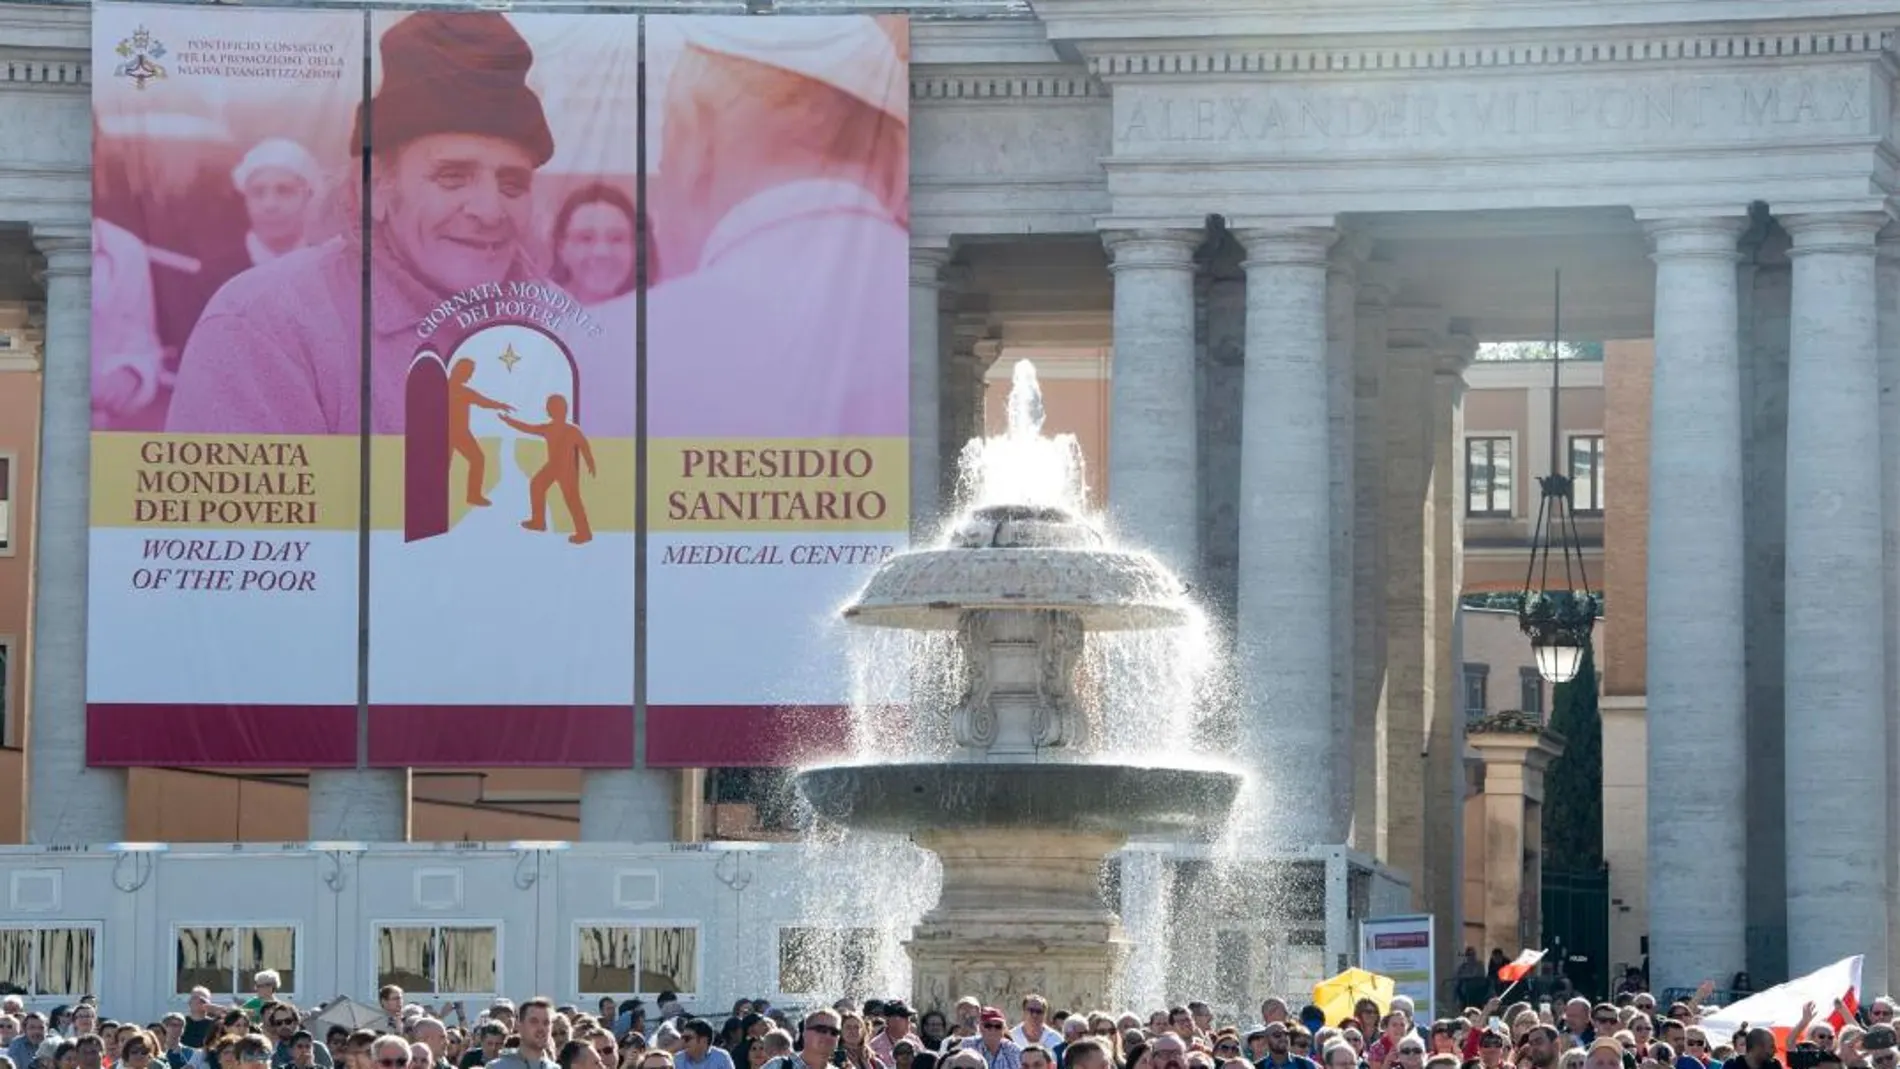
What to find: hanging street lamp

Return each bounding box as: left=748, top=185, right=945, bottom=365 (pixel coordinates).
left=1518, top=271, right=1599, bottom=685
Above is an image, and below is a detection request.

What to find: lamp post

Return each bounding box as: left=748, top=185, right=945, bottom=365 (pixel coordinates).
left=1518, top=271, right=1599, bottom=685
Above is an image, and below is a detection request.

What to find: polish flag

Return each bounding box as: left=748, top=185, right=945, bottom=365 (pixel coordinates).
left=1698, top=956, right=1863, bottom=1051
left=1498, top=949, right=1546, bottom=984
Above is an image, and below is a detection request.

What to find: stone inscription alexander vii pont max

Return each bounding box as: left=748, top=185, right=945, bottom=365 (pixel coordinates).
left=1113, top=73, right=1875, bottom=154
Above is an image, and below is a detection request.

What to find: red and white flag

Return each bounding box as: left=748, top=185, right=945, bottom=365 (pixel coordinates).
left=1699, top=955, right=1863, bottom=1050
left=1498, top=949, right=1547, bottom=983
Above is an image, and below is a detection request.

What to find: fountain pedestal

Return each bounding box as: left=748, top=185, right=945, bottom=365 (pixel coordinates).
left=907, top=829, right=1129, bottom=1014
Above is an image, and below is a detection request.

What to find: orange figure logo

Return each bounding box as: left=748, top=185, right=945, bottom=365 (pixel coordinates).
left=500, top=393, right=596, bottom=545
left=446, top=358, right=515, bottom=507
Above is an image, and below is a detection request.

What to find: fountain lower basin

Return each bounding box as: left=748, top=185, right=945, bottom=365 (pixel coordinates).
left=796, top=762, right=1240, bottom=838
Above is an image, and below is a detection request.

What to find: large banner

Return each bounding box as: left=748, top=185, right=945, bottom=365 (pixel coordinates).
left=361, top=11, right=640, bottom=766
left=642, top=16, right=910, bottom=766
left=89, top=4, right=365, bottom=764
left=86, top=6, right=908, bottom=769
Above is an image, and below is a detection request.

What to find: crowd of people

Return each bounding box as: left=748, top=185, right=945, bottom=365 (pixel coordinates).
left=0, top=978, right=1888, bottom=1069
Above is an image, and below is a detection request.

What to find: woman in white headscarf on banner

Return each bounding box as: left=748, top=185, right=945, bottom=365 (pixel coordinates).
left=644, top=16, right=910, bottom=440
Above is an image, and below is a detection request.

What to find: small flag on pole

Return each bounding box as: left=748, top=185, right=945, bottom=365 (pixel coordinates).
left=1498, top=949, right=1547, bottom=983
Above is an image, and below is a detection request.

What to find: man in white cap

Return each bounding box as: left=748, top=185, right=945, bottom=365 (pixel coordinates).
left=645, top=15, right=910, bottom=441
left=233, top=137, right=321, bottom=267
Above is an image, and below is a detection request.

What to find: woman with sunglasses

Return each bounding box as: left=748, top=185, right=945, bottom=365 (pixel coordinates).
left=119, top=1031, right=159, bottom=1069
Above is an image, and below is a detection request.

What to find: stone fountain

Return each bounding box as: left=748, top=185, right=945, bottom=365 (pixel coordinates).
left=795, top=361, right=1241, bottom=1013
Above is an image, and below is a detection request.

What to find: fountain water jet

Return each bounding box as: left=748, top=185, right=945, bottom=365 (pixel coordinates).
left=796, top=360, right=1241, bottom=1012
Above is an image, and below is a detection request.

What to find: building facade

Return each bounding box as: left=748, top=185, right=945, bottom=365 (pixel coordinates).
left=2, top=0, right=1898, bottom=996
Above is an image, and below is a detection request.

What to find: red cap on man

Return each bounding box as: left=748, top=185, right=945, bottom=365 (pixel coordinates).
left=354, top=12, right=554, bottom=166
left=980, top=1008, right=1006, bottom=1026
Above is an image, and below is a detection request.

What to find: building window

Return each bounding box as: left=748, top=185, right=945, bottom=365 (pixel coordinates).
left=0, top=454, right=12, bottom=552
left=1520, top=668, right=1545, bottom=717
left=376, top=926, right=497, bottom=996
left=576, top=925, right=698, bottom=997
left=1462, top=663, right=1489, bottom=719
left=777, top=927, right=883, bottom=995
left=174, top=926, right=296, bottom=996
left=1570, top=435, right=1605, bottom=514
left=0, top=927, right=97, bottom=996
left=1465, top=437, right=1513, bottom=518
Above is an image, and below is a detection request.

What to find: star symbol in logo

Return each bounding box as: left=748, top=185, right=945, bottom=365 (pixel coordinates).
left=497, top=344, right=521, bottom=372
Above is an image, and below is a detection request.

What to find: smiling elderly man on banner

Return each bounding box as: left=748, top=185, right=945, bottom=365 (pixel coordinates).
left=645, top=16, right=910, bottom=439
left=166, top=12, right=564, bottom=435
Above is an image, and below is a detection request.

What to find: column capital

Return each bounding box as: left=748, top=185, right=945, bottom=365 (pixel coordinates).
left=1874, top=222, right=1900, bottom=262
left=1233, top=226, right=1337, bottom=269
left=31, top=221, right=90, bottom=277
left=911, top=242, right=954, bottom=286
left=1435, top=329, right=1479, bottom=377
left=1385, top=305, right=1448, bottom=352
left=1643, top=216, right=1747, bottom=262
left=1102, top=228, right=1201, bottom=271
left=1353, top=260, right=1399, bottom=312
left=1782, top=211, right=1888, bottom=257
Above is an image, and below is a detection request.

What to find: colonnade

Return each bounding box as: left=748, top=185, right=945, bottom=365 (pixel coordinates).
left=907, top=208, right=1900, bottom=991
left=28, top=201, right=1900, bottom=988
left=1644, top=211, right=1897, bottom=992
left=911, top=222, right=1471, bottom=963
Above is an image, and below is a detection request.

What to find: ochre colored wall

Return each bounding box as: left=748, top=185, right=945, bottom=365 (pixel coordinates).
left=124, top=768, right=580, bottom=841
left=1601, top=339, right=1652, bottom=696
left=0, top=365, right=40, bottom=844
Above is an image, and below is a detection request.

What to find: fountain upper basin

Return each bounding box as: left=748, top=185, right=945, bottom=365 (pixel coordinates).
left=796, top=762, right=1242, bottom=839
left=842, top=549, right=1190, bottom=631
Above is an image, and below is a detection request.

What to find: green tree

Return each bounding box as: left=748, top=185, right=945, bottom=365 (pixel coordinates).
left=1541, top=642, right=1603, bottom=870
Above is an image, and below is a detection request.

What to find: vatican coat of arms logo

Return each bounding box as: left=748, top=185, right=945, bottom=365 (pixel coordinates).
left=114, top=26, right=167, bottom=90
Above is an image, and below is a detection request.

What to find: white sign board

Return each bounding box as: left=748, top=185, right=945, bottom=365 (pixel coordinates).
left=1361, top=914, right=1436, bottom=1018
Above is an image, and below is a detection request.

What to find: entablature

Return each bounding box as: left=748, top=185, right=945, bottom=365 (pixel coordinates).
left=1028, top=0, right=1900, bottom=46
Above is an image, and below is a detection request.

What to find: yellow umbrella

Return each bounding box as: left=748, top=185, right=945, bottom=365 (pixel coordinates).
left=1312, top=967, right=1397, bottom=1027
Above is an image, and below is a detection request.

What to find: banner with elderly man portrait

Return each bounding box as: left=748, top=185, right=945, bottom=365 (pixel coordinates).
left=85, top=7, right=907, bottom=771
left=86, top=3, right=367, bottom=765
left=642, top=16, right=912, bottom=766
left=361, top=10, right=641, bottom=767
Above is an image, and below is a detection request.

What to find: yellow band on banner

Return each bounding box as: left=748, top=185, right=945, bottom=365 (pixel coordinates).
left=91, top=432, right=360, bottom=531
left=368, top=436, right=637, bottom=532
left=648, top=437, right=909, bottom=533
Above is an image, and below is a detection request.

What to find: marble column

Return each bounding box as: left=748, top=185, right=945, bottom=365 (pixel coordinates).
left=1196, top=270, right=1246, bottom=634
left=1235, top=225, right=1338, bottom=846
left=311, top=770, right=414, bottom=841
left=1104, top=229, right=1203, bottom=581
left=1642, top=215, right=1748, bottom=990
left=27, top=224, right=127, bottom=844
left=1325, top=252, right=1358, bottom=835
left=1349, top=269, right=1393, bottom=856
left=1880, top=225, right=1900, bottom=986
left=1381, top=309, right=1444, bottom=891
left=1782, top=212, right=1890, bottom=987
left=1468, top=728, right=1564, bottom=959
left=910, top=244, right=952, bottom=541
left=1429, top=334, right=1473, bottom=982
left=1739, top=228, right=1791, bottom=981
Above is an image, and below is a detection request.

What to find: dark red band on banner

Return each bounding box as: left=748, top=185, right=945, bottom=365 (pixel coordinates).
left=368, top=705, right=634, bottom=767
left=645, top=705, right=852, bottom=768
left=87, top=704, right=359, bottom=767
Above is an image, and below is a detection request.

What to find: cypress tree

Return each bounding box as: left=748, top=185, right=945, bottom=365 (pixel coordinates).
left=1541, top=642, right=1603, bottom=870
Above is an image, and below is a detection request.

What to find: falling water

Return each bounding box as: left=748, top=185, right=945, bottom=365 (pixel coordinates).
left=951, top=359, right=1091, bottom=519
left=806, top=358, right=1281, bottom=1013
